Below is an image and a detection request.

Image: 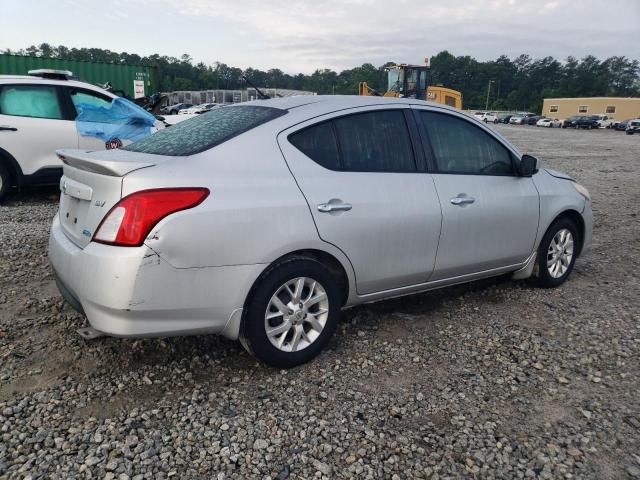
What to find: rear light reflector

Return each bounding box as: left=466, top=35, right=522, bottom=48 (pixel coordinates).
left=93, top=188, right=209, bottom=247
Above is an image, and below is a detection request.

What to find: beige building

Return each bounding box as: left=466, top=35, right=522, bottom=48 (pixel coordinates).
left=542, top=97, right=640, bottom=120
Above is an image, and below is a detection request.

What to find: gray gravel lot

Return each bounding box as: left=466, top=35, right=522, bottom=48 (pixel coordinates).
left=0, top=125, right=639, bottom=479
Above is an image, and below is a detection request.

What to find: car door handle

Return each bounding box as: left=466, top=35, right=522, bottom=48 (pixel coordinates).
left=450, top=196, right=475, bottom=206
left=0, top=126, right=17, bottom=132
left=318, top=201, right=352, bottom=213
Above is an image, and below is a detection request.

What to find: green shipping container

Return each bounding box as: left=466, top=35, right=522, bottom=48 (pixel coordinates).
left=0, top=54, right=158, bottom=99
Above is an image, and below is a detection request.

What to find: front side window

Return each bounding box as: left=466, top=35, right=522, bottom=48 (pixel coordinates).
left=0, top=85, right=63, bottom=119
left=289, top=110, right=416, bottom=172
left=125, top=105, right=286, bottom=156
left=69, top=89, right=112, bottom=113
left=419, top=111, right=513, bottom=176
left=333, top=110, right=416, bottom=172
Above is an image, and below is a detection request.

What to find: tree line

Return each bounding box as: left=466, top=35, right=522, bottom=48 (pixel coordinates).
left=4, top=43, right=639, bottom=112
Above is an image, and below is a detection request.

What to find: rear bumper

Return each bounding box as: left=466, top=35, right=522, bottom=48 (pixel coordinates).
left=48, top=214, right=264, bottom=339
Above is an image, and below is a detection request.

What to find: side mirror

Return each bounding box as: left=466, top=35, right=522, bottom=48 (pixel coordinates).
left=519, top=154, right=538, bottom=177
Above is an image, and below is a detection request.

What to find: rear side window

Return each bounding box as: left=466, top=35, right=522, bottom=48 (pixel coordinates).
left=289, top=110, right=416, bottom=172
left=124, top=105, right=286, bottom=156
left=288, top=122, right=340, bottom=170
left=334, top=111, right=415, bottom=172
left=419, top=111, right=513, bottom=175
left=0, top=85, right=63, bottom=119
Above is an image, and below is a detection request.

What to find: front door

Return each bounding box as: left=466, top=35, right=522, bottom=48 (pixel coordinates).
left=278, top=106, right=442, bottom=295
left=414, top=108, right=539, bottom=280
left=0, top=84, right=78, bottom=176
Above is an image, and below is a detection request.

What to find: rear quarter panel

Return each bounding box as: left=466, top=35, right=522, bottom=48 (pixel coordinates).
left=122, top=125, right=355, bottom=289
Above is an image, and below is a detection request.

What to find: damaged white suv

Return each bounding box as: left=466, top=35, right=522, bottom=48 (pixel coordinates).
left=0, top=70, right=162, bottom=201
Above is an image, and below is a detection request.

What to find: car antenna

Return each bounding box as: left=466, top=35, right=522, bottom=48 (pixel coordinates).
left=241, top=75, right=283, bottom=99
left=242, top=75, right=271, bottom=99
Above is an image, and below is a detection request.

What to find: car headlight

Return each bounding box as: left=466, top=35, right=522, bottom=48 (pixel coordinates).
left=573, top=183, right=591, bottom=201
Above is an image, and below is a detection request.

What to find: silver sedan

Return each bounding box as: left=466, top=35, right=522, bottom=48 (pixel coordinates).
left=48, top=96, right=592, bottom=367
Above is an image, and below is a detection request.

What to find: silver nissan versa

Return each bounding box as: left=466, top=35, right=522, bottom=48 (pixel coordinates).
left=48, top=95, right=592, bottom=367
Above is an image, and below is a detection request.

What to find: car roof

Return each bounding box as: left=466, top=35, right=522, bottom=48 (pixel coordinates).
left=0, top=74, right=117, bottom=96
left=240, top=94, right=463, bottom=117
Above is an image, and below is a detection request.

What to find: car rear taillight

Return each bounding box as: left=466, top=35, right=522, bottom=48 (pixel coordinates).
left=93, top=188, right=209, bottom=247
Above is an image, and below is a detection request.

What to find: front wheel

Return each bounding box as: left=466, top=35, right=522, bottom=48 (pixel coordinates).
left=536, top=218, right=578, bottom=288
left=240, top=257, right=343, bottom=368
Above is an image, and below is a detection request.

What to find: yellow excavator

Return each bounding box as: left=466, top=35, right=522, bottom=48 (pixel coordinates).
left=358, top=63, right=463, bottom=109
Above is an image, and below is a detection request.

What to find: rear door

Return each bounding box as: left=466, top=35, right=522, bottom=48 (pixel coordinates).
left=414, top=107, right=539, bottom=280
left=278, top=106, right=442, bottom=295
left=0, top=83, right=78, bottom=176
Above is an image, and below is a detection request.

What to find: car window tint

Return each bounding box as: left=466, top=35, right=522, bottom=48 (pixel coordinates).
left=333, top=110, right=415, bottom=172
left=289, top=122, right=340, bottom=170
left=420, top=111, right=513, bottom=175
left=124, top=105, right=286, bottom=156
left=70, top=89, right=112, bottom=112
left=0, top=85, right=63, bottom=119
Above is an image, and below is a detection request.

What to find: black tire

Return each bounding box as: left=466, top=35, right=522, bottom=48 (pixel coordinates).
left=240, top=256, right=343, bottom=368
left=536, top=218, right=579, bottom=288
left=0, top=163, right=10, bottom=203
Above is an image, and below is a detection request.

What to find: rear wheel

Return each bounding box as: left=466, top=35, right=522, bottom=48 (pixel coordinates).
left=536, top=218, right=578, bottom=288
left=0, top=163, right=10, bottom=202
left=240, top=257, right=343, bottom=368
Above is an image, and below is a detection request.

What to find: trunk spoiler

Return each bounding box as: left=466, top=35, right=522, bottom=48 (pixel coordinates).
left=56, top=149, right=156, bottom=177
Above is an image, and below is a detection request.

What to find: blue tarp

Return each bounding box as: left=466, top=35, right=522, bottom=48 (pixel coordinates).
left=75, top=97, right=157, bottom=142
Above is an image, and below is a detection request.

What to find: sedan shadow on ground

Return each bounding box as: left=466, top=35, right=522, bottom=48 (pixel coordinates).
left=83, top=272, right=526, bottom=372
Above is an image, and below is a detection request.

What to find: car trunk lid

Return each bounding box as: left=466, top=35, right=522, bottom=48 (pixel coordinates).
left=56, top=148, right=160, bottom=249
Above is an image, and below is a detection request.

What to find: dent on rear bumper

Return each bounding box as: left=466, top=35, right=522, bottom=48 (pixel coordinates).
left=48, top=215, right=264, bottom=339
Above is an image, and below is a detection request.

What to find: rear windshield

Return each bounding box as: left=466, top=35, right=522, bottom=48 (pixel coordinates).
left=124, top=105, right=286, bottom=156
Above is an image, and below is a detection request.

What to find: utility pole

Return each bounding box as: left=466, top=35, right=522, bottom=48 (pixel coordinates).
left=485, top=80, right=495, bottom=111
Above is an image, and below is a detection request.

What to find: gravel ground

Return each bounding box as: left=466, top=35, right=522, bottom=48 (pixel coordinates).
left=1, top=125, right=639, bottom=479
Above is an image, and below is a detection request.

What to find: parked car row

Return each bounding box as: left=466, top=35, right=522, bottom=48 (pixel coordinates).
left=472, top=110, right=640, bottom=133
left=561, top=115, right=639, bottom=132
left=472, top=111, right=638, bottom=132
left=178, top=103, right=218, bottom=115
left=160, top=102, right=219, bottom=115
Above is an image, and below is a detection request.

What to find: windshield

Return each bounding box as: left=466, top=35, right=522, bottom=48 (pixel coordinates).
left=124, top=105, right=286, bottom=156
left=387, top=69, right=404, bottom=93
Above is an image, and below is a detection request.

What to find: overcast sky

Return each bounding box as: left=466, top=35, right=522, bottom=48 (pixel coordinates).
left=1, top=0, right=638, bottom=73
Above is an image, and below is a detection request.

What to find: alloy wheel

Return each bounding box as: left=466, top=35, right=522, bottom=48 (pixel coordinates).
left=264, top=277, right=329, bottom=353
left=547, top=228, right=574, bottom=278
